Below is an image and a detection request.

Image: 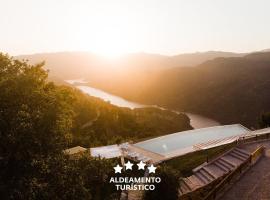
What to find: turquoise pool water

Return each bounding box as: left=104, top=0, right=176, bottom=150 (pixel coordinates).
left=134, top=124, right=249, bottom=156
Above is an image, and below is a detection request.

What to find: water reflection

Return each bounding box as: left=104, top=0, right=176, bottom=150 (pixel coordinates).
left=66, top=79, right=221, bottom=129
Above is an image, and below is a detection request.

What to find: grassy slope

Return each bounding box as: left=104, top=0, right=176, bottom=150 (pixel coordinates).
left=165, top=143, right=235, bottom=177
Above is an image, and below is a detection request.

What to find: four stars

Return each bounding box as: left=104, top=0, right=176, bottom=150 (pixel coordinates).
left=114, top=161, right=156, bottom=174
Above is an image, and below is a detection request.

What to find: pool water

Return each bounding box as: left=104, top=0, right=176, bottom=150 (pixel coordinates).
left=134, top=124, right=250, bottom=156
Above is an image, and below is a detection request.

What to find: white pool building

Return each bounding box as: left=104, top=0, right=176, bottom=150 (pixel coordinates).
left=120, top=124, right=251, bottom=163
left=134, top=124, right=250, bottom=158
left=90, top=124, right=257, bottom=164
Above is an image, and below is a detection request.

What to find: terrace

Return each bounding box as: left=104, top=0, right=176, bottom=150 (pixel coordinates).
left=127, top=124, right=250, bottom=163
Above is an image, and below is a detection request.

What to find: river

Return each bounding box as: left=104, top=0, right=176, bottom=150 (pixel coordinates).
left=66, top=79, right=220, bottom=129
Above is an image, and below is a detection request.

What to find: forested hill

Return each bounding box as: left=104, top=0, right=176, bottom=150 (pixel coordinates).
left=15, top=51, right=270, bottom=127
left=70, top=90, right=192, bottom=147
left=0, top=53, right=192, bottom=198
left=109, top=52, right=270, bottom=128
left=0, top=53, right=191, bottom=149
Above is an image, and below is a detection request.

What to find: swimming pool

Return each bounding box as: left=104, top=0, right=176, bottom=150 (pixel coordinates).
left=134, top=124, right=250, bottom=157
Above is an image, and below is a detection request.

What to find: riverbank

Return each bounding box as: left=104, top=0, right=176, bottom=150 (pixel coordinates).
left=66, top=79, right=221, bottom=129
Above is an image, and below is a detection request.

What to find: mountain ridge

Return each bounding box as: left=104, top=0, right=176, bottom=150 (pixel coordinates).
left=15, top=50, right=247, bottom=79
left=15, top=50, right=270, bottom=127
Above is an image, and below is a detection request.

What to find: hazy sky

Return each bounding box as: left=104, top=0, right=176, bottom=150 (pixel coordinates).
left=1, top=0, right=270, bottom=57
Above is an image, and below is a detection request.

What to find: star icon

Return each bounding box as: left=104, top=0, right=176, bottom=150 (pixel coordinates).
left=147, top=164, right=157, bottom=174
left=114, top=164, right=123, bottom=173
left=124, top=161, right=133, bottom=170
left=137, top=161, right=146, bottom=170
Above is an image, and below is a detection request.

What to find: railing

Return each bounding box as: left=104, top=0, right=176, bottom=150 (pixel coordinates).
left=178, top=129, right=270, bottom=200
left=250, top=145, right=265, bottom=163
left=193, top=129, right=270, bottom=152
left=237, top=131, right=270, bottom=145
left=202, top=146, right=265, bottom=200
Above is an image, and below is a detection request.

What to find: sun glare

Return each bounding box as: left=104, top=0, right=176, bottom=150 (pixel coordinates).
left=94, top=45, right=127, bottom=59
left=73, top=7, right=140, bottom=59
left=86, top=25, right=132, bottom=59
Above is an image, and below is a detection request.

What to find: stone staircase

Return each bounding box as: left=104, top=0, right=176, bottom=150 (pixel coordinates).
left=127, top=189, right=144, bottom=200
left=179, top=147, right=251, bottom=196
left=126, top=169, right=149, bottom=200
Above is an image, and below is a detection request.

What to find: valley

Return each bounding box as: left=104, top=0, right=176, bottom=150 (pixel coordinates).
left=66, top=79, right=220, bottom=129
left=17, top=51, right=270, bottom=128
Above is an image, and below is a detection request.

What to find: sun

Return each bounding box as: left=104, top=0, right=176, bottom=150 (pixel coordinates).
left=89, top=29, right=131, bottom=59
left=75, top=13, right=138, bottom=59
left=94, top=45, right=127, bottom=59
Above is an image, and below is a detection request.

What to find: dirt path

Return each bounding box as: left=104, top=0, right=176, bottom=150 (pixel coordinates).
left=81, top=110, right=100, bottom=129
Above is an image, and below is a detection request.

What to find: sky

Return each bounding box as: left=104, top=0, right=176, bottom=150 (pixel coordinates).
left=1, top=0, right=270, bottom=57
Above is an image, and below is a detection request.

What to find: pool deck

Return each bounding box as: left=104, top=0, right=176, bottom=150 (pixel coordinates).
left=134, top=124, right=250, bottom=159
left=127, top=144, right=165, bottom=164
left=126, top=127, right=270, bottom=166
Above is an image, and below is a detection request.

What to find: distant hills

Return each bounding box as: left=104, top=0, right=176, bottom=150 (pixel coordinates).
left=16, top=51, right=245, bottom=79
left=16, top=50, right=270, bottom=127
left=168, top=51, right=245, bottom=67
left=101, top=52, right=270, bottom=127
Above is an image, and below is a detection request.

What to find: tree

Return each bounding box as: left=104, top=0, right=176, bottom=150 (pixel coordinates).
left=258, top=112, right=270, bottom=128
left=144, top=166, right=180, bottom=200
left=0, top=53, right=75, bottom=198
left=0, top=53, right=190, bottom=199
left=0, top=54, right=121, bottom=199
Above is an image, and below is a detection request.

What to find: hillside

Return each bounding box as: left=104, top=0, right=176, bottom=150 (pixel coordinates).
left=16, top=51, right=246, bottom=103
left=169, top=51, right=245, bottom=67
left=16, top=51, right=270, bottom=127
left=100, top=52, right=270, bottom=128
left=1, top=53, right=192, bottom=148
left=16, top=51, right=244, bottom=79
left=70, top=88, right=192, bottom=147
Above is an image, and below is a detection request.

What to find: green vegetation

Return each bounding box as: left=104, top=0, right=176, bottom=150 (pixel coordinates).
left=0, top=53, right=192, bottom=199
left=3, top=51, right=264, bottom=199
left=144, top=166, right=180, bottom=200
left=0, top=53, right=121, bottom=199
left=258, top=112, right=270, bottom=128
left=71, top=91, right=192, bottom=147
left=81, top=52, right=270, bottom=128
left=165, top=143, right=234, bottom=177
left=18, top=51, right=270, bottom=127
left=142, top=144, right=235, bottom=200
